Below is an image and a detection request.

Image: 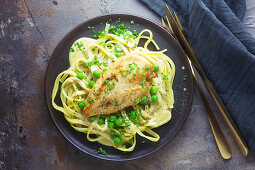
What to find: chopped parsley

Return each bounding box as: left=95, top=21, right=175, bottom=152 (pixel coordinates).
left=104, top=81, right=116, bottom=93
left=84, top=55, right=108, bottom=67
left=87, top=99, right=94, bottom=104
left=133, top=98, right=139, bottom=104
left=128, top=78, right=133, bottom=82
left=136, top=67, right=140, bottom=72
left=99, top=41, right=107, bottom=48
left=125, top=122, right=131, bottom=127
left=109, top=25, right=116, bottom=31
left=132, top=30, right=138, bottom=38
left=98, top=29, right=107, bottom=37
left=145, top=66, right=150, bottom=71
left=133, top=74, right=136, bottom=79
left=108, top=81, right=116, bottom=90
left=104, top=88, right=109, bottom=93
left=115, top=100, right=119, bottom=109
left=141, top=73, right=147, bottom=80
left=93, top=91, right=98, bottom=96
left=116, top=18, right=120, bottom=24
left=73, top=42, right=85, bottom=51
left=96, top=148, right=108, bottom=157
left=76, top=83, right=82, bottom=89
left=183, top=75, right=187, bottom=80
left=161, top=73, right=168, bottom=80
left=69, top=48, right=74, bottom=52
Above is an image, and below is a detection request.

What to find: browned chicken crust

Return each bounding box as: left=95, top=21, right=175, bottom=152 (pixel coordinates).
left=83, top=54, right=155, bottom=117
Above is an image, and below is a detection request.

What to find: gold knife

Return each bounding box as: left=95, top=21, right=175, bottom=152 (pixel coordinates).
left=164, top=5, right=248, bottom=157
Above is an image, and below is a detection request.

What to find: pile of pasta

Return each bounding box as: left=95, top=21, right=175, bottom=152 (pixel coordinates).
left=52, top=23, right=175, bottom=151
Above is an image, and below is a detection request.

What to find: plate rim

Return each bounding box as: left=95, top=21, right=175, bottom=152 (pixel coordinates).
left=44, top=13, right=194, bottom=162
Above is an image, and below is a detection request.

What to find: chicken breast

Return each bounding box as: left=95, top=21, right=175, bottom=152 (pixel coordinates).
left=83, top=54, right=156, bottom=117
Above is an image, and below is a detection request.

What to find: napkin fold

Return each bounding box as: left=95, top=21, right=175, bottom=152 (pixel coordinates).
left=140, top=0, right=255, bottom=153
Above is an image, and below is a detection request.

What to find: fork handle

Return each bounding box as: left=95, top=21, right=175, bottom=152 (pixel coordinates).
left=192, top=66, right=231, bottom=159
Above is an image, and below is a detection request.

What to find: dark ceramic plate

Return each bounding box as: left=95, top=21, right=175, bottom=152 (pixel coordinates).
left=45, top=14, right=193, bottom=161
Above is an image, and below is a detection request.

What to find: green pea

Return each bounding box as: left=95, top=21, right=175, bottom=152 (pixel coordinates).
left=154, top=64, right=159, bottom=72
left=115, top=51, right=122, bottom=58
left=76, top=72, right=84, bottom=80
left=129, top=111, right=136, bottom=119
left=88, top=80, right=95, bottom=88
left=78, top=101, right=85, bottom=109
left=152, top=95, right=158, bottom=103
left=93, top=70, right=101, bottom=78
left=115, top=118, right=123, bottom=126
left=98, top=118, right=105, bottom=124
left=140, top=96, right=148, bottom=105
left=113, top=136, right=122, bottom=144
left=150, top=86, right=158, bottom=95
left=108, top=122, right=115, bottom=129
left=115, top=44, right=122, bottom=52
left=109, top=115, right=117, bottom=122
left=89, top=116, right=97, bottom=121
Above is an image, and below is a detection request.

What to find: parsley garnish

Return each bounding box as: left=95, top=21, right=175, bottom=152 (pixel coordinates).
left=87, top=99, right=94, bottom=104
left=115, top=100, right=119, bottom=109
left=96, top=148, right=107, bottom=157
left=140, top=80, right=146, bottom=88
left=183, top=75, right=187, bottom=80
left=116, top=18, right=121, bottom=24
left=69, top=48, right=74, bottom=52
left=76, top=83, right=82, bottom=89
left=162, top=74, right=168, bottom=80
left=133, top=74, right=136, bottom=79
left=85, top=55, right=108, bottom=67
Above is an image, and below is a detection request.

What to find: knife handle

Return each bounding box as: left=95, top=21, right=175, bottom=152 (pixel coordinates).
left=204, top=78, right=249, bottom=157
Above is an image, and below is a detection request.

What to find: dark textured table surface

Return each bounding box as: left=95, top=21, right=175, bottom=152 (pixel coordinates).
left=1, top=0, right=255, bottom=169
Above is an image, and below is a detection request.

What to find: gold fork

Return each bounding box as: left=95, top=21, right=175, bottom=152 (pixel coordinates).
left=162, top=15, right=232, bottom=159
left=163, top=5, right=249, bottom=157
